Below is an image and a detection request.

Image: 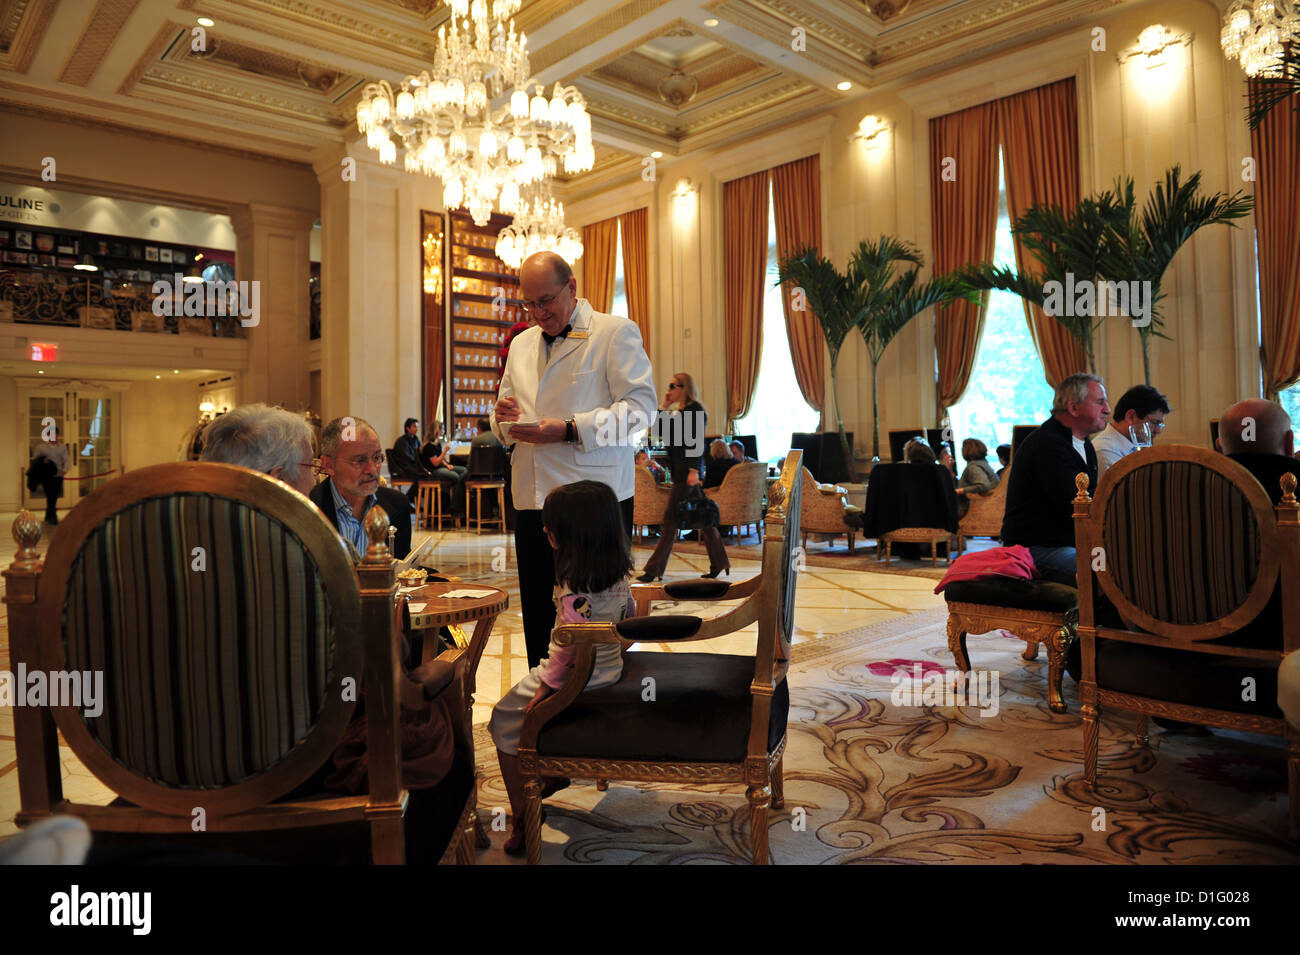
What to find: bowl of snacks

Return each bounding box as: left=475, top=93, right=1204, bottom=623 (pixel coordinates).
left=396, top=567, right=427, bottom=588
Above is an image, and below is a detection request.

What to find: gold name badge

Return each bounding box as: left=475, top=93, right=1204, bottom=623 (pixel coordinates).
left=568, top=330, right=589, bottom=340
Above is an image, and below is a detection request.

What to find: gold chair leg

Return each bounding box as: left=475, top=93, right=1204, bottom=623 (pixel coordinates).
left=596, top=778, right=608, bottom=791
left=1021, top=638, right=1038, bottom=662
left=946, top=614, right=970, bottom=672
left=523, top=777, right=543, bottom=865
left=747, top=783, right=771, bottom=865
left=1082, top=687, right=1100, bottom=788
left=1044, top=626, right=1068, bottom=714
left=770, top=756, right=785, bottom=811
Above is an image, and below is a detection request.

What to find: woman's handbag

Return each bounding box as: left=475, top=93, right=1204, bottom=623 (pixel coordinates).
left=677, top=485, right=720, bottom=530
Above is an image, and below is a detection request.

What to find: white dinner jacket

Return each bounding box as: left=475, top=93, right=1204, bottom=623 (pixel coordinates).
left=491, top=299, right=657, bottom=508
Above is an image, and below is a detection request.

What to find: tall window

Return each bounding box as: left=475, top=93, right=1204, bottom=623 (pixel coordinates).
left=947, top=149, right=1055, bottom=453
left=732, top=182, right=819, bottom=461
left=611, top=219, right=628, bottom=318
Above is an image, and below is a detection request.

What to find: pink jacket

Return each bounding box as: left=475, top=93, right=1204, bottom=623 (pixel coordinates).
left=933, top=545, right=1037, bottom=594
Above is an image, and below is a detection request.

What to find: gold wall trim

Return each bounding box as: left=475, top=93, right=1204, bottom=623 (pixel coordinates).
left=0, top=0, right=54, bottom=73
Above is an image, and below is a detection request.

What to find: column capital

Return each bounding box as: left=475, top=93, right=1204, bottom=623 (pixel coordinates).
left=228, top=203, right=318, bottom=236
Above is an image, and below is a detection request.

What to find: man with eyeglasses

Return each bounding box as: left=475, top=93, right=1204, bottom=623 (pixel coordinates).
left=491, top=250, right=657, bottom=667
left=1091, top=384, right=1172, bottom=479
left=310, top=415, right=412, bottom=560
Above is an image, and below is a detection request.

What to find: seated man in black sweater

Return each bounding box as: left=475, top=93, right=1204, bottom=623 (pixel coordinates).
left=391, top=416, right=434, bottom=504
left=1218, top=397, right=1300, bottom=504
left=1001, top=372, right=1109, bottom=585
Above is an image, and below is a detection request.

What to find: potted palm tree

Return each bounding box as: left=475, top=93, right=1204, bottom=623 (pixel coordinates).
left=778, top=237, right=971, bottom=467
left=960, top=167, right=1251, bottom=383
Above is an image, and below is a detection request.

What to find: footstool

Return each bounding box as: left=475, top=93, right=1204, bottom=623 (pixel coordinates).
left=943, top=578, right=1078, bottom=713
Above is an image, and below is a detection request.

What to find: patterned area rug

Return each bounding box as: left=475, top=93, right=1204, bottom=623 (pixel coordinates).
left=473, top=608, right=1299, bottom=864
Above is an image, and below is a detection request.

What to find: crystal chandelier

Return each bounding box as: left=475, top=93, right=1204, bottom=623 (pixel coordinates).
left=1221, top=0, right=1300, bottom=77
left=355, top=0, right=596, bottom=226
left=495, top=182, right=583, bottom=268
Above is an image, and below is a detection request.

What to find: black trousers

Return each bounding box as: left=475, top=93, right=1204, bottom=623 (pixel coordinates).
left=515, top=497, right=633, bottom=668
left=642, top=480, right=729, bottom=578
left=40, top=477, right=62, bottom=524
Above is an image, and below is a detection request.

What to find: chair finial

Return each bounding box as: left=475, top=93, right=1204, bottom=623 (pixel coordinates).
left=11, top=510, right=42, bottom=571
left=1074, top=472, right=1091, bottom=501
left=1282, top=471, right=1297, bottom=506
left=768, top=480, right=787, bottom=521
left=362, top=505, right=392, bottom=563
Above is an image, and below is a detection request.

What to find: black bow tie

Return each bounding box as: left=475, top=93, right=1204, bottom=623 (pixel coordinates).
left=542, top=324, right=572, bottom=345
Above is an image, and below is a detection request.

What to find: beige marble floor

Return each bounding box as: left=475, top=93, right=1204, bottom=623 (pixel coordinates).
left=0, top=515, right=946, bottom=841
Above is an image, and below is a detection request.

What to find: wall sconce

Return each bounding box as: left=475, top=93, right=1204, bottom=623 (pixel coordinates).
left=672, top=178, right=698, bottom=202
left=199, top=395, right=216, bottom=415
left=672, top=178, right=699, bottom=229
left=850, top=114, right=891, bottom=150
left=1118, top=24, right=1191, bottom=102
left=1135, top=24, right=1177, bottom=68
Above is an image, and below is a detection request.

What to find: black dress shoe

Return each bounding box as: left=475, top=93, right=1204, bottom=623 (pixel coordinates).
left=701, top=568, right=730, bottom=579
left=636, top=571, right=663, bottom=583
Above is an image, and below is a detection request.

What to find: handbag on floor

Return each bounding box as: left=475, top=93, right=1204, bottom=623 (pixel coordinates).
left=676, top=485, right=720, bottom=530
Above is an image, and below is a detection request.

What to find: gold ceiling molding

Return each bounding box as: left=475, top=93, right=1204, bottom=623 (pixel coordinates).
left=1, top=0, right=30, bottom=51
left=0, top=0, right=53, bottom=72
left=169, top=34, right=353, bottom=95
left=871, top=0, right=1123, bottom=61
left=592, top=48, right=769, bottom=106
left=707, top=0, right=872, bottom=79
left=529, top=0, right=676, bottom=75
left=744, top=0, right=873, bottom=59
left=59, top=0, right=141, bottom=87
left=182, top=0, right=438, bottom=58
left=513, top=0, right=591, bottom=36
left=138, top=66, right=341, bottom=122
left=0, top=101, right=317, bottom=173
left=116, top=22, right=184, bottom=95
left=584, top=95, right=675, bottom=135
left=678, top=76, right=811, bottom=134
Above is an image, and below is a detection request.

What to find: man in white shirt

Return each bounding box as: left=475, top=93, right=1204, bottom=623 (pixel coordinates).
left=1092, top=384, right=1171, bottom=479
left=492, top=251, right=657, bottom=666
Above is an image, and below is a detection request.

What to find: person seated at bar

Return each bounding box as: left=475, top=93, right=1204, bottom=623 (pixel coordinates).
left=995, top=443, right=1011, bottom=477
left=419, top=420, right=468, bottom=523
left=391, top=417, right=434, bottom=504
left=312, top=415, right=412, bottom=560
left=1001, top=372, right=1108, bottom=585
left=199, top=403, right=318, bottom=498
left=1092, top=384, right=1171, bottom=478
left=470, top=416, right=504, bottom=452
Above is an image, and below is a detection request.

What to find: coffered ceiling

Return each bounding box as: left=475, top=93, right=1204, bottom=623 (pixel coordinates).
left=0, top=0, right=1130, bottom=186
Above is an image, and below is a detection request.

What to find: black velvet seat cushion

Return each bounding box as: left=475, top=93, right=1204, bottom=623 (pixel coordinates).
left=1095, top=639, right=1282, bottom=718
left=663, top=579, right=731, bottom=600
left=944, top=578, right=1078, bottom=613
left=615, top=615, right=702, bottom=641
left=538, top=652, right=787, bottom=762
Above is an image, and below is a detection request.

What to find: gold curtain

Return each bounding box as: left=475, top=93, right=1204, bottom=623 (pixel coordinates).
left=619, top=207, right=650, bottom=343
left=998, top=77, right=1086, bottom=386
left=1250, top=81, right=1300, bottom=398
left=723, top=170, right=770, bottom=425
left=771, top=155, right=825, bottom=421
left=930, top=101, right=999, bottom=409
left=581, top=216, right=619, bottom=313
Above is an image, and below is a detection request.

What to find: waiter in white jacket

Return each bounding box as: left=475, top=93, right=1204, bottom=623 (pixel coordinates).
left=492, top=251, right=657, bottom=667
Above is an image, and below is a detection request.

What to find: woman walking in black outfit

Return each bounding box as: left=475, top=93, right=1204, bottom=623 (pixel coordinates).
left=637, top=372, right=730, bottom=581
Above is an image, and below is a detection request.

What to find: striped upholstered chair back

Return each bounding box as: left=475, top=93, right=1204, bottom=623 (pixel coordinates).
left=32, top=463, right=362, bottom=818
left=1085, top=446, right=1284, bottom=642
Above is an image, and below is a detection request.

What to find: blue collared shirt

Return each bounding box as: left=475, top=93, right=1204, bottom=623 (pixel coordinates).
left=330, top=479, right=377, bottom=559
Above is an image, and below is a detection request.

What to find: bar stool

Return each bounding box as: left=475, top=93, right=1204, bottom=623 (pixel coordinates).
left=414, top=481, right=444, bottom=531
left=466, top=479, right=506, bottom=533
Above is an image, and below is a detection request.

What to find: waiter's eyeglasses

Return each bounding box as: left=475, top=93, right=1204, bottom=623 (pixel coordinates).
left=521, top=288, right=565, bottom=311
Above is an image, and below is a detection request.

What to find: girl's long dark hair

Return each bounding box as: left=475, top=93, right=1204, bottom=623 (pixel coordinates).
left=542, top=480, right=633, bottom=593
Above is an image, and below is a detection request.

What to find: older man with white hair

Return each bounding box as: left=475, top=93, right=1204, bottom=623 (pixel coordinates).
left=200, top=402, right=317, bottom=497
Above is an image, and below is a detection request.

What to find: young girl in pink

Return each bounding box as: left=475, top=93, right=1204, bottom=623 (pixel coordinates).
left=489, top=480, right=635, bottom=855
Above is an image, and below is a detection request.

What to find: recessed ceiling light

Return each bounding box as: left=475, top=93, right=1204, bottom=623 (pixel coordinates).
left=704, top=17, right=719, bottom=27
left=173, top=369, right=179, bottom=374
left=651, top=151, right=663, bottom=159
left=155, top=374, right=161, bottom=379
left=37, top=369, right=44, bottom=374
left=837, top=81, right=852, bottom=91
left=197, top=16, right=215, bottom=27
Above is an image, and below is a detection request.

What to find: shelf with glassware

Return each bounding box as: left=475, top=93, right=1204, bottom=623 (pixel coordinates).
left=446, top=210, right=527, bottom=439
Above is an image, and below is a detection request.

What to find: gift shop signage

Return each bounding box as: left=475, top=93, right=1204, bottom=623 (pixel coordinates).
left=0, top=192, right=48, bottom=224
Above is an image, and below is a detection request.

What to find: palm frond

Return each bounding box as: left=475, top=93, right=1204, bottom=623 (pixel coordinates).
left=1246, top=44, right=1300, bottom=132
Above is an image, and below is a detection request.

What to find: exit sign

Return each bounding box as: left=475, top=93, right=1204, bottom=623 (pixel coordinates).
left=30, top=342, right=59, bottom=361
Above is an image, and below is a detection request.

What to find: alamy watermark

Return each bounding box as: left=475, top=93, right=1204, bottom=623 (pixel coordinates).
left=1043, top=273, right=1151, bottom=328
left=1, top=665, right=103, bottom=717
left=890, top=665, right=1000, bottom=717
left=592, top=407, right=706, bottom=456
left=151, top=273, right=260, bottom=327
